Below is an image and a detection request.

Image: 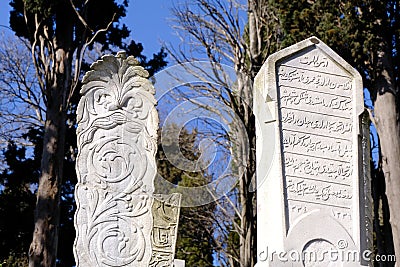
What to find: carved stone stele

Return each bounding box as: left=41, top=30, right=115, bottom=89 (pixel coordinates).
left=73, top=52, right=159, bottom=267
left=150, top=194, right=181, bottom=267
left=254, top=37, right=372, bottom=266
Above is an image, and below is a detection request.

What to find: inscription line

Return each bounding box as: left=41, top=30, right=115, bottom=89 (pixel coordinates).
left=283, top=151, right=351, bottom=164
left=283, top=128, right=351, bottom=142
left=286, top=174, right=351, bottom=187
left=280, top=63, right=351, bottom=79
left=280, top=106, right=351, bottom=120
left=278, top=84, right=351, bottom=99
left=287, top=198, right=351, bottom=209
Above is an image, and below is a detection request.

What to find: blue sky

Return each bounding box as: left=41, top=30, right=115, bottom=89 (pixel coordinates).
left=0, top=1, right=178, bottom=57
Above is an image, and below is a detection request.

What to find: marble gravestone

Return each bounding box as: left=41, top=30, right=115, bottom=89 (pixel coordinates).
left=74, top=52, right=181, bottom=267
left=254, top=37, right=372, bottom=266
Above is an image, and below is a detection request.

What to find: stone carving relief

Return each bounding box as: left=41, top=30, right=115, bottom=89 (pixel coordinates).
left=74, top=52, right=159, bottom=267
left=149, top=194, right=182, bottom=267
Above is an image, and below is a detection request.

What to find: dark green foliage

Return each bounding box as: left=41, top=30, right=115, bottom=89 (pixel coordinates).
left=175, top=207, right=215, bottom=267
left=123, top=40, right=168, bottom=77
left=273, top=0, right=344, bottom=47
left=0, top=133, right=40, bottom=264
left=156, top=125, right=215, bottom=267
left=10, top=0, right=129, bottom=49
left=0, top=124, right=77, bottom=266
left=271, top=0, right=400, bottom=93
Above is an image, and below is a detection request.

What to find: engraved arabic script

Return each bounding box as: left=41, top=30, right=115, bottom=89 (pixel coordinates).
left=277, top=48, right=355, bottom=233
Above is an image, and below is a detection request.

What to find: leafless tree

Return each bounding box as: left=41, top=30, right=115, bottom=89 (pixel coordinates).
left=166, top=1, right=281, bottom=266
left=0, top=31, right=45, bottom=146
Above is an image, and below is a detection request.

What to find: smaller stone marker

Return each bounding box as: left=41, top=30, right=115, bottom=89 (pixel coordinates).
left=150, top=194, right=181, bottom=266
left=173, top=259, right=186, bottom=267
left=74, top=52, right=181, bottom=267
left=254, top=37, right=372, bottom=266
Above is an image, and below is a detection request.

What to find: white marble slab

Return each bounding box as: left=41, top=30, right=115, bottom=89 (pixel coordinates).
left=254, top=37, right=372, bottom=266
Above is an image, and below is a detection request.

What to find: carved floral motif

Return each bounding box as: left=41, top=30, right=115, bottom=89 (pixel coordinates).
left=74, top=52, right=158, bottom=267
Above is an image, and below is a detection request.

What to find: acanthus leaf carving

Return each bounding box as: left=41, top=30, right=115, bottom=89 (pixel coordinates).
left=74, top=52, right=158, bottom=267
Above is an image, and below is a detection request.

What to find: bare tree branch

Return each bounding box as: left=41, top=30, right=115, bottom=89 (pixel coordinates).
left=165, top=1, right=281, bottom=265
left=68, top=13, right=117, bottom=103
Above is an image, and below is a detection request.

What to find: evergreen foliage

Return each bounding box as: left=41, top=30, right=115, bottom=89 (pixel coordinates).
left=0, top=140, right=38, bottom=265
left=0, top=123, right=76, bottom=266
left=156, top=125, right=215, bottom=267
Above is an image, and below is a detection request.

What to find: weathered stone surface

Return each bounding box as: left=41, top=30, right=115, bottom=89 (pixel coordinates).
left=149, top=193, right=181, bottom=267
left=73, top=52, right=159, bottom=267
left=254, top=37, right=372, bottom=266
left=173, top=259, right=186, bottom=267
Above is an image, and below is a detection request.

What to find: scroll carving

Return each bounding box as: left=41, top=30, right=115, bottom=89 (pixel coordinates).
left=74, top=52, right=158, bottom=267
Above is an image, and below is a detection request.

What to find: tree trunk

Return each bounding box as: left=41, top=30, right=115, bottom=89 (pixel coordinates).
left=373, top=49, right=400, bottom=265
left=28, top=105, right=66, bottom=267
left=236, top=68, right=257, bottom=267
left=28, top=48, right=70, bottom=267
left=239, top=147, right=256, bottom=267
left=237, top=2, right=262, bottom=266
left=374, top=90, right=400, bottom=265
left=28, top=1, right=73, bottom=265
left=29, top=61, right=72, bottom=267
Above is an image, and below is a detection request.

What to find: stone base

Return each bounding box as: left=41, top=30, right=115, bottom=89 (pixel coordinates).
left=174, top=259, right=185, bottom=267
